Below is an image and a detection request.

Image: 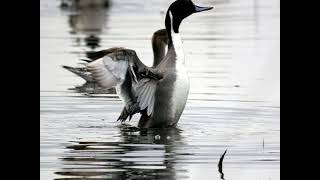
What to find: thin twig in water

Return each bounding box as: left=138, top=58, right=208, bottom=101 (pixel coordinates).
left=218, top=149, right=227, bottom=180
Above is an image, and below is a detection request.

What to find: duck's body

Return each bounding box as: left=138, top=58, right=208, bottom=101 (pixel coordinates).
left=64, top=0, right=213, bottom=128
left=147, top=61, right=189, bottom=127
left=142, top=25, right=190, bottom=127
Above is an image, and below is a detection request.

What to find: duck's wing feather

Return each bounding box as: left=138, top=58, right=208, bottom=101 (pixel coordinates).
left=86, top=48, right=162, bottom=117
left=62, top=48, right=125, bottom=82
left=136, top=78, right=157, bottom=116
left=86, top=47, right=125, bottom=61
left=62, top=65, right=94, bottom=82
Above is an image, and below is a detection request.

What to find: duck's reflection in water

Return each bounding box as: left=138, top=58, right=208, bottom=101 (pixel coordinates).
left=55, top=125, right=188, bottom=179
left=61, top=0, right=110, bottom=9
left=67, top=4, right=108, bottom=50
left=60, top=1, right=117, bottom=95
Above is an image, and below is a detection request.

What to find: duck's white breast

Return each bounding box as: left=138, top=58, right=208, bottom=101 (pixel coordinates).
left=171, top=61, right=190, bottom=121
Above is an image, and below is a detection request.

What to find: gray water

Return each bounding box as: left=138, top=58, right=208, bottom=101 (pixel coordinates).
left=40, top=0, right=280, bottom=179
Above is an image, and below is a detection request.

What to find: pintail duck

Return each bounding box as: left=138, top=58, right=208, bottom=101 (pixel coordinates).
left=63, top=0, right=213, bottom=128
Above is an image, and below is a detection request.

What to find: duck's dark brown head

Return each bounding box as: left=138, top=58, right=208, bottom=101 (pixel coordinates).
left=165, top=0, right=213, bottom=34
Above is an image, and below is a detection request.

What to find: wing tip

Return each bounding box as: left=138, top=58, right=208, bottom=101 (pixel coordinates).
left=62, top=65, right=72, bottom=70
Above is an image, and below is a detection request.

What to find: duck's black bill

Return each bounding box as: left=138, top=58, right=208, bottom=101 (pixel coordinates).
left=194, top=5, right=213, bottom=13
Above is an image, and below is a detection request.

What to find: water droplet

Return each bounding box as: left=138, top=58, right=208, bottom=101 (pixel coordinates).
left=155, top=135, right=161, bottom=140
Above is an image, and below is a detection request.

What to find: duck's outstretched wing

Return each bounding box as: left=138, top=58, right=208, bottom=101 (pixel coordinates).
left=62, top=48, right=125, bottom=82
left=63, top=27, right=168, bottom=82
left=62, top=65, right=94, bottom=82
left=86, top=48, right=163, bottom=119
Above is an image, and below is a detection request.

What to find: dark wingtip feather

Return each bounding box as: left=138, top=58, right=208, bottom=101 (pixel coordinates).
left=62, top=65, right=72, bottom=70
left=80, top=58, right=92, bottom=63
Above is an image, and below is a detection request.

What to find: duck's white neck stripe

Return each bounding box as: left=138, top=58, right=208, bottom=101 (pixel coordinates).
left=169, top=11, right=185, bottom=63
